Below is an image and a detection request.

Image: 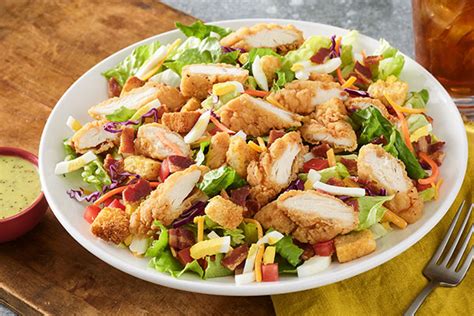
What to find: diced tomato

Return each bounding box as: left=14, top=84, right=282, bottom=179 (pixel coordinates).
left=83, top=205, right=101, bottom=224
left=103, top=197, right=115, bottom=207
left=177, top=247, right=193, bottom=266
left=108, top=199, right=125, bottom=211
left=123, top=178, right=152, bottom=204
left=303, top=158, right=329, bottom=172
left=312, top=240, right=335, bottom=257
left=261, top=263, right=279, bottom=282
left=159, top=158, right=170, bottom=182
left=416, top=182, right=432, bottom=192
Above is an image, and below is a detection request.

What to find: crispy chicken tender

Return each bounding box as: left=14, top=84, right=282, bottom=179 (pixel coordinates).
left=205, top=195, right=244, bottom=229
left=180, top=63, right=248, bottom=100
left=181, top=97, right=202, bottom=112
left=130, top=165, right=207, bottom=233
left=161, top=111, right=201, bottom=134
left=226, top=136, right=259, bottom=178
left=134, top=123, right=191, bottom=160
left=357, top=144, right=423, bottom=223
left=269, top=80, right=347, bottom=115
left=345, top=97, right=391, bottom=118
left=218, top=94, right=301, bottom=136
left=220, top=23, right=304, bottom=54
left=254, top=201, right=296, bottom=234
left=309, top=73, right=335, bottom=83
left=71, top=119, right=119, bottom=154
left=277, top=190, right=358, bottom=244
left=207, top=132, right=230, bottom=169
left=247, top=132, right=306, bottom=205
left=150, top=83, right=187, bottom=112
left=123, top=155, right=161, bottom=180
left=91, top=207, right=130, bottom=244
left=300, top=98, right=357, bottom=152
left=334, top=229, right=376, bottom=263
left=260, top=55, right=281, bottom=84
left=368, top=76, right=409, bottom=107
left=88, top=83, right=161, bottom=119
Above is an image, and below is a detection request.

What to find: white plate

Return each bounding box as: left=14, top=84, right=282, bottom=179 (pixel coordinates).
left=39, top=19, right=468, bottom=296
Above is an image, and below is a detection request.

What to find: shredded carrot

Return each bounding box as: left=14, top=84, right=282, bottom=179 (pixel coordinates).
left=209, top=115, right=235, bottom=134
left=93, top=186, right=128, bottom=206
left=385, top=93, right=415, bottom=152
left=341, top=76, right=357, bottom=89
left=418, top=152, right=440, bottom=185
left=156, top=131, right=184, bottom=156
left=244, top=89, right=269, bottom=97
left=336, top=68, right=345, bottom=84
left=244, top=218, right=263, bottom=240
left=335, top=36, right=342, bottom=56
left=434, top=178, right=443, bottom=200
left=150, top=182, right=160, bottom=188
left=254, top=244, right=265, bottom=282
left=383, top=210, right=408, bottom=229
left=385, top=93, right=426, bottom=114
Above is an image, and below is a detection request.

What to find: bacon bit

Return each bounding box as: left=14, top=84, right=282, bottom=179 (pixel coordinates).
left=220, top=189, right=230, bottom=200
left=416, top=182, right=432, bottom=192
left=326, top=177, right=346, bottom=187
left=244, top=89, right=270, bottom=97
left=122, top=178, right=151, bottom=204
left=342, top=177, right=360, bottom=188
left=340, top=157, right=358, bottom=175
left=345, top=198, right=359, bottom=212
left=244, top=199, right=260, bottom=217
left=104, top=154, right=123, bottom=174
left=414, top=136, right=429, bottom=153
left=370, top=135, right=388, bottom=146
left=108, top=78, right=122, bottom=97
left=310, top=48, right=332, bottom=64
left=354, top=62, right=372, bottom=83
left=209, top=115, right=236, bottom=134
left=336, top=68, right=345, bottom=84
left=363, top=55, right=382, bottom=67
left=268, top=130, right=285, bottom=145
left=428, top=141, right=446, bottom=154
left=118, top=126, right=136, bottom=155
left=167, top=155, right=194, bottom=173
left=230, top=185, right=250, bottom=206
left=418, top=152, right=440, bottom=185
left=221, top=245, right=249, bottom=271
left=300, top=243, right=315, bottom=261
left=156, top=131, right=185, bottom=156
left=168, top=228, right=195, bottom=250
left=311, top=143, right=331, bottom=158
left=430, top=150, right=445, bottom=166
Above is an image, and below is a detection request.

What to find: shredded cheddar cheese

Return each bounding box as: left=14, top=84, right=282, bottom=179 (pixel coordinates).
left=244, top=218, right=263, bottom=240
left=341, top=76, right=357, bottom=89
left=257, top=137, right=266, bottom=150
left=194, top=216, right=205, bottom=242
left=254, top=244, right=265, bottom=282
left=326, top=148, right=336, bottom=167
left=385, top=93, right=426, bottom=114
left=248, top=141, right=264, bottom=153
left=434, top=178, right=443, bottom=200
left=383, top=210, right=407, bottom=229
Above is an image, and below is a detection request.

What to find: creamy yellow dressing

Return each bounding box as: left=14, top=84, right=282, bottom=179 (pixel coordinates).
left=0, top=155, right=41, bottom=219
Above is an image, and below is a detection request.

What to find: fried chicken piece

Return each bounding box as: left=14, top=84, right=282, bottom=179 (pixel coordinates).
left=220, top=23, right=304, bottom=54
left=181, top=97, right=202, bottom=112
left=269, top=80, right=347, bottom=115
left=260, top=55, right=281, bottom=84
left=207, top=132, right=230, bottom=169
left=70, top=119, right=119, bottom=154
left=205, top=195, right=244, bottom=229
left=226, top=136, right=259, bottom=178
left=357, top=144, right=423, bottom=223
left=130, top=165, right=207, bottom=233
left=150, top=83, right=187, bottom=112
left=134, top=123, right=191, bottom=160
left=161, top=111, right=201, bottom=134
left=91, top=207, right=130, bottom=244
left=368, top=76, right=409, bottom=107
left=180, top=63, right=248, bottom=100
left=88, top=83, right=160, bottom=119
left=247, top=132, right=305, bottom=205
left=254, top=200, right=296, bottom=234
left=123, top=155, right=161, bottom=180
left=300, top=98, right=357, bottom=152
left=334, top=229, right=376, bottom=263
left=218, top=94, right=301, bottom=136
left=277, top=190, right=358, bottom=244
left=309, top=73, right=335, bottom=83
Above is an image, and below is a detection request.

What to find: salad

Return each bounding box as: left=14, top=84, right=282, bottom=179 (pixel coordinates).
left=55, top=21, right=446, bottom=284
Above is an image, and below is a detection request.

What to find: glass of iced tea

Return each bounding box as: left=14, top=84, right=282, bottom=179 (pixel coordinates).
left=412, top=0, right=474, bottom=117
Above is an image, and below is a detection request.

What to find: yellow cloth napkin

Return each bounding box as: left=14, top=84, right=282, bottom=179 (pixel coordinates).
left=272, top=122, right=473, bottom=316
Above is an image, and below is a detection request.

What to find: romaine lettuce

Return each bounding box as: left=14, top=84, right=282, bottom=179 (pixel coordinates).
left=242, top=48, right=280, bottom=71
left=81, top=160, right=111, bottom=190
left=204, top=216, right=245, bottom=246
left=283, top=35, right=332, bottom=65
left=356, top=195, right=394, bottom=230
left=318, top=163, right=350, bottom=183
left=241, top=222, right=258, bottom=244
left=374, top=38, right=398, bottom=59
left=170, top=260, right=204, bottom=278
left=406, top=89, right=429, bottom=109
left=176, top=21, right=232, bottom=39
left=204, top=253, right=233, bottom=279
left=194, top=139, right=210, bottom=166
left=275, top=255, right=298, bottom=274
left=197, top=166, right=247, bottom=197
left=149, top=69, right=181, bottom=87
left=419, top=187, right=436, bottom=202
left=145, top=221, right=169, bottom=257
left=149, top=249, right=182, bottom=274
left=407, top=114, right=430, bottom=134
left=63, top=139, right=77, bottom=161
left=378, top=55, right=405, bottom=80
left=105, top=106, right=137, bottom=122
left=275, top=235, right=303, bottom=267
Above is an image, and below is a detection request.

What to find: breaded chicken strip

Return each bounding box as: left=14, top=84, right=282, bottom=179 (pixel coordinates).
left=205, top=195, right=244, bottom=229
left=254, top=200, right=296, bottom=235
left=269, top=80, right=347, bottom=115
left=345, top=97, right=391, bottom=118
left=300, top=98, right=357, bottom=152
left=226, top=136, right=259, bottom=178
left=368, top=76, right=409, bottom=107
left=123, top=155, right=161, bottom=180
left=148, top=83, right=187, bottom=112
left=277, top=190, right=358, bottom=244
left=91, top=207, right=129, bottom=244
left=161, top=111, right=201, bottom=134
left=207, top=132, right=230, bottom=169
left=180, top=64, right=248, bottom=100
left=71, top=119, right=119, bottom=154
left=357, top=144, right=423, bottom=223
left=309, top=73, right=335, bottom=83
left=181, top=97, right=202, bottom=112
left=218, top=94, right=301, bottom=136
left=134, top=123, right=191, bottom=160
left=130, top=165, right=207, bottom=233
left=220, top=23, right=304, bottom=54
left=247, top=132, right=305, bottom=205
left=260, top=55, right=281, bottom=85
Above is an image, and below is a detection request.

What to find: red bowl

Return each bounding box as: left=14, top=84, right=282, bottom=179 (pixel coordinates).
left=0, top=147, right=48, bottom=243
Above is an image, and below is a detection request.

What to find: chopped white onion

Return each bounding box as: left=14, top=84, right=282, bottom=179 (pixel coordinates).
left=184, top=110, right=211, bottom=144
left=295, top=58, right=342, bottom=80
left=313, top=181, right=366, bottom=197
left=297, top=255, right=332, bottom=277
left=252, top=55, right=269, bottom=91
left=54, top=151, right=97, bottom=175
left=307, top=169, right=322, bottom=184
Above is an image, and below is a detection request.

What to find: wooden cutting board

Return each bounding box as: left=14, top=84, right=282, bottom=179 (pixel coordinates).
left=0, top=1, right=274, bottom=314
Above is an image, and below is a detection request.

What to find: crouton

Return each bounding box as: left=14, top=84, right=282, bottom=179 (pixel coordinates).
left=226, top=136, right=259, bottom=178
left=207, top=132, right=230, bottom=169
left=161, top=111, right=201, bottom=134
left=334, top=229, right=376, bottom=263
left=123, top=155, right=161, bottom=180
left=91, top=207, right=130, bottom=244
left=368, top=76, right=409, bottom=107
left=181, top=97, right=202, bottom=112
left=260, top=55, right=281, bottom=84
left=205, top=195, right=244, bottom=229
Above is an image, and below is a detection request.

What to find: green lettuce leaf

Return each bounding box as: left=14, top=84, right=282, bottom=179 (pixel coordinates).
left=378, top=55, right=405, bottom=80
left=241, top=222, right=258, bottom=244
left=204, top=253, right=233, bottom=279
left=176, top=21, right=232, bottom=39
left=383, top=130, right=399, bottom=157
left=204, top=217, right=245, bottom=246
left=356, top=195, right=394, bottom=230
left=283, top=35, right=332, bottom=65
left=170, top=260, right=204, bottom=278
left=164, top=48, right=212, bottom=75
left=194, top=139, right=210, bottom=166
left=63, top=138, right=77, bottom=161
left=149, top=249, right=182, bottom=274
left=407, top=114, right=430, bottom=134
left=105, top=106, right=137, bottom=122
left=406, top=89, right=429, bottom=109
left=374, top=38, right=398, bottom=59
left=145, top=221, right=169, bottom=257
left=197, top=166, right=247, bottom=197
left=275, top=255, right=298, bottom=274
left=218, top=51, right=240, bottom=64
left=242, top=48, right=280, bottom=71
left=102, top=41, right=161, bottom=86
left=419, top=187, right=436, bottom=202
left=318, top=163, right=350, bottom=183
left=351, top=106, right=427, bottom=179
left=275, top=236, right=303, bottom=267
left=81, top=160, right=111, bottom=190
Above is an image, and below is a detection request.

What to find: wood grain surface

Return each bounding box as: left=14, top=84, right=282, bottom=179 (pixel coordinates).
left=0, top=1, right=274, bottom=314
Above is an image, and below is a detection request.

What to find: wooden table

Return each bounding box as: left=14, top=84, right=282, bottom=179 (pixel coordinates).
left=0, top=1, right=274, bottom=314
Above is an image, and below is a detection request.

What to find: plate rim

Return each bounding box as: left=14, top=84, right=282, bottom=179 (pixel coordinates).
left=39, top=18, right=468, bottom=296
